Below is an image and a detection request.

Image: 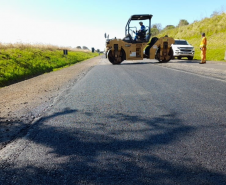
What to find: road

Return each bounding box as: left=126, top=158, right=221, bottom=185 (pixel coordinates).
left=0, top=57, right=226, bottom=184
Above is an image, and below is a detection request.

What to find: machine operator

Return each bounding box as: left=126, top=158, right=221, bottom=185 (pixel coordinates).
left=134, top=22, right=145, bottom=41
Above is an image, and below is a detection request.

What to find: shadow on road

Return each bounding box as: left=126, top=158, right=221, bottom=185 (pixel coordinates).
left=0, top=117, right=30, bottom=150
left=121, top=61, right=155, bottom=65
left=1, top=108, right=226, bottom=184
left=167, top=60, right=200, bottom=64
left=119, top=60, right=200, bottom=65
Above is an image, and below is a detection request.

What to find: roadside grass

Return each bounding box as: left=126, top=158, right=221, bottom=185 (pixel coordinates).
left=154, top=13, right=226, bottom=61
left=0, top=44, right=98, bottom=87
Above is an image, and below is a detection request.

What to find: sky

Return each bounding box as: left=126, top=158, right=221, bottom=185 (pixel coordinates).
left=0, top=0, right=226, bottom=51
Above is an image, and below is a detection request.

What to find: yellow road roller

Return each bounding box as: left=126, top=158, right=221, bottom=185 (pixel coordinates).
left=105, top=14, right=175, bottom=65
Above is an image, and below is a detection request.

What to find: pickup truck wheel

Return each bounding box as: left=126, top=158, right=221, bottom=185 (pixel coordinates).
left=178, top=56, right=181, bottom=59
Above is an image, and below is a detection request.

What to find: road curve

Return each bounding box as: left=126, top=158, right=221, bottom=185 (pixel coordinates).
left=0, top=57, right=226, bottom=185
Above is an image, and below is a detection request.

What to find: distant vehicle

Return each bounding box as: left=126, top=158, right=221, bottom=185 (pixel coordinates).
left=171, top=39, right=195, bottom=60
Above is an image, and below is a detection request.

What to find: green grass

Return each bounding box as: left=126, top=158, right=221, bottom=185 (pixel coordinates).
left=0, top=46, right=98, bottom=87
left=153, top=13, right=226, bottom=61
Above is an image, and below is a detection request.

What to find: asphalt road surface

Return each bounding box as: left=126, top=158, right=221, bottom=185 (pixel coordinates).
left=1, top=58, right=226, bottom=185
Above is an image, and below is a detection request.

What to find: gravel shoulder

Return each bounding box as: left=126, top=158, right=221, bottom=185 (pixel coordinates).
left=0, top=56, right=101, bottom=150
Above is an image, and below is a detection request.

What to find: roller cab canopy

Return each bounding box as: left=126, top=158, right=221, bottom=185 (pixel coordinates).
left=129, top=14, right=153, bottom=20
left=125, top=14, right=153, bottom=39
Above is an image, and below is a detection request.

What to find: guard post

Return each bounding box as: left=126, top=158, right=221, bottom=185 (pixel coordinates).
left=63, top=49, right=68, bottom=55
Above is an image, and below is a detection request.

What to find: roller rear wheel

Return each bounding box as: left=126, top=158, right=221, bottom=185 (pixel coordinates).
left=156, top=47, right=173, bottom=63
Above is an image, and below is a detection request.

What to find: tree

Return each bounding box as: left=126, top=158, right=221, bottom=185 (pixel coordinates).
left=177, top=19, right=189, bottom=27
left=82, top=46, right=89, bottom=50
left=151, top=27, right=160, bottom=36
left=152, top=23, right=162, bottom=30
left=210, top=11, right=220, bottom=17
left=76, top=46, right=81, bottom=49
left=151, top=23, right=162, bottom=36
left=163, top=25, right=176, bottom=30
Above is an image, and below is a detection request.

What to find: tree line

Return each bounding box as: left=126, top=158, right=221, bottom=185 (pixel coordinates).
left=76, top=46, right=89, bottom=50
left=151, top=10, right=224, bottom=36
left=76, top=46, right=100, bottom=52
left=151, top=19, right=189, bottom=36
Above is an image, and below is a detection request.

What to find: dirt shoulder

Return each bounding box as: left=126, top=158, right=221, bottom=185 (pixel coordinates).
left=0, top=56, right=101, bottom=150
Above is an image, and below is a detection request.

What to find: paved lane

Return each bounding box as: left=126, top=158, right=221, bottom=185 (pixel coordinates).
left=1, top=58, right=226, bottom=184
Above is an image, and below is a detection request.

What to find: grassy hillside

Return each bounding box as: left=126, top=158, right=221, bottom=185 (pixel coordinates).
left=155, top=13, right=226, bottom=61
left=0, top=44, right=98, bottom=87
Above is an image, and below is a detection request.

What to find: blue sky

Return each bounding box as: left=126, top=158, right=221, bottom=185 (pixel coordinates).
left=0, top=0, right=225, bottom=50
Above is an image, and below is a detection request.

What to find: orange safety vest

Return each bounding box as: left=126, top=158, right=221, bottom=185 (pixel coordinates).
left=200, top=37, right=207, bottom=48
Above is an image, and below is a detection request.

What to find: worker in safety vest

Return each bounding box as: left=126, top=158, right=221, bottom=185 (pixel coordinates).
left=199, top=33, right=207, bottom=64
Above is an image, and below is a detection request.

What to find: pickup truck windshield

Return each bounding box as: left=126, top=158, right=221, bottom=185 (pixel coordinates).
left=174, top=40, right=188, bottom=45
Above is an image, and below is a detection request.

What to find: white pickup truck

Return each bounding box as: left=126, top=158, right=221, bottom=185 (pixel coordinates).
left=171, top=39, right=195, bottom=60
